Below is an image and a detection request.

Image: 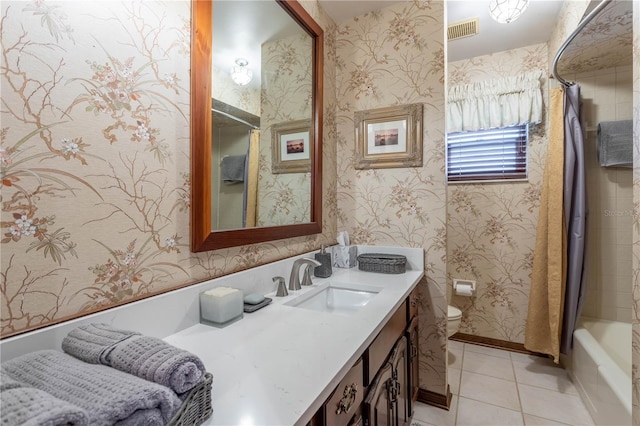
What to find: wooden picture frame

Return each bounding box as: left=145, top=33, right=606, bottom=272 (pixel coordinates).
left=354, top=104, right=423, bottom=169
left=271, top=119, right=312, bottom=174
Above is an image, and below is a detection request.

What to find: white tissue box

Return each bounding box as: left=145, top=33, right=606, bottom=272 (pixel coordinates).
left=200, top=287, right=243, bottom=326
left=332, top=245, right=357, bottom=268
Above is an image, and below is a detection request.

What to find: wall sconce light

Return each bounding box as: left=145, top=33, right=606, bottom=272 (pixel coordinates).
left=230, top=58, right=252, bottom=86
left=489, top=0, right=529, bottom=24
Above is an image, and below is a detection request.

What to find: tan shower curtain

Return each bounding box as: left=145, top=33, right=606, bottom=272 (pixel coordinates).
left=244, top=130, right=260, bottom=227
left=524, top=87, right=567, bottom=363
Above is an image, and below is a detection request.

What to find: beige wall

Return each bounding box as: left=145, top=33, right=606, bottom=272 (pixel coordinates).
left=631, top=2, right=639, bottom=424
left=446, top=43, right=549, bottom=344
left=0, top=0, right=338, bottom=338
left=335, top=2, right=448, bottom=395
left=258, top=33, right=313, bottom=226
left=546, top=0, right=591, bottom=70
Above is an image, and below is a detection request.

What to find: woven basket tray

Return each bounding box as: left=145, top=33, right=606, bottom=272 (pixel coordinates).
left=168, top=372, right=213, bottom=426
left=357, top=253, right=407, bottom=274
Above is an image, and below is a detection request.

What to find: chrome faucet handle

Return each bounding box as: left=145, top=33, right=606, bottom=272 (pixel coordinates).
left=289, top=257, right=322, bottom=291
left=274, top=276, right=288, bottom=297
left=301, top=265, right=314, bottom=286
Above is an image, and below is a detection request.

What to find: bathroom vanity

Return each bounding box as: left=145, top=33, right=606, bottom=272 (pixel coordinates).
left=0, top=246, right=424, bottom=426
left=309, top=285, right=420, bottom=426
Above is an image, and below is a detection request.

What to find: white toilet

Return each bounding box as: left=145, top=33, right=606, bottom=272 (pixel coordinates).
left=447, top=305, right=462, bottom=338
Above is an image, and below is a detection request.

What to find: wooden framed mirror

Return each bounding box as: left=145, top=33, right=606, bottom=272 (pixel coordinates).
left=190, top=0, right=323, bottom=252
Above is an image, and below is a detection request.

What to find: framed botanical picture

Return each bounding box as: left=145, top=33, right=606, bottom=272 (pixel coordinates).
left=271, top=119, right=312, bottom=174
left=354, top=104, right=423, bottom=169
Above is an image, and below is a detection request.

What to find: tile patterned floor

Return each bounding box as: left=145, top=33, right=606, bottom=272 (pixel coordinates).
left=411, top=340, right=594, bottom=426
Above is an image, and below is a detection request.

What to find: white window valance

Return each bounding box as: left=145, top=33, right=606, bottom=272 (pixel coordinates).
left=447, top=71, right=543, bottom=133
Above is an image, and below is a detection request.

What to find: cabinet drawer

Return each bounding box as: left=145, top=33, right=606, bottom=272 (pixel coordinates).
left=367, top=302, right=406, bottom=384
left=324, top=357, right=364, bottom=426
left=407, top=286, right=419, bottom=322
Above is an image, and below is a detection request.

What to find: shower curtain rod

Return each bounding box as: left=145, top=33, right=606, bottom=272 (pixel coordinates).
left=551, top=0, right=613, bottom=87
left=211, top=107, right=259, bottom=130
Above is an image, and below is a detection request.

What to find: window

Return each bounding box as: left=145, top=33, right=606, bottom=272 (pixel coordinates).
left=447, top=124, right=528, bottom=182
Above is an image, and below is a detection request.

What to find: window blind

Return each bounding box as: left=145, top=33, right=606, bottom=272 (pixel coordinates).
left=447, top=124, right=528, bottom=182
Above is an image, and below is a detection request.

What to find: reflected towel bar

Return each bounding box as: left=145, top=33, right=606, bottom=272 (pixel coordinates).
left=211, top=107, right=259, bottom=130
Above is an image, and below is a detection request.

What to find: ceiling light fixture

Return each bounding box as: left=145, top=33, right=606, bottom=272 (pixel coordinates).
left=489, top=0, right=529, bottom=24
left=230, top=58, right=252, bottom=86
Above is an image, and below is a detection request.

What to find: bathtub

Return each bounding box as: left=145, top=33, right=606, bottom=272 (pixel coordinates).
left=567, top=318, right=631, bottom=426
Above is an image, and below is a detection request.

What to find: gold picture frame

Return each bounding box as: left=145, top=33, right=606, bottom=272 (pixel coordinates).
left=354, top=103, right=423, bottom=169
left=271, top=119, right=312, bottom=174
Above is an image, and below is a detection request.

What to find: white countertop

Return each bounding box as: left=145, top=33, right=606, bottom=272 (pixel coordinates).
left=164, top=267, right=423, bottom=426
left=0, top=245, right=424, bottom=426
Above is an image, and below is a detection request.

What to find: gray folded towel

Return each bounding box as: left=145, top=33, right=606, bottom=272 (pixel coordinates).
left=63, top=323, right=206, bottom=394
left=221, top=154, right=246, bottom=183
left=597, top=120, right=632, bottom=167
left=107, top=335, right=206, bottom=394
left=0, top=368, right=24, bottom=392
left=1, top=384, right=89, bottom=426
left=61, top=322, right=140, bottom=364
left=2, top=350, right=181, bottom=426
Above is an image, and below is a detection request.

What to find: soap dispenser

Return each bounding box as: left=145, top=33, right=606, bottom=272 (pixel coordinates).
left=314, top=245, right=332, bottom=278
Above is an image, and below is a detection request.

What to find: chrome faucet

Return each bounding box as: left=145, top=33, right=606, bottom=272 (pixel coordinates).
left=289, top=258, right=321, bottom=291
left=273, top=276, right=288, bottom=297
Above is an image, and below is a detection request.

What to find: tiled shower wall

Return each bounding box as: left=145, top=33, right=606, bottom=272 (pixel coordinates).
left=568, top=66, right=634, bottom=322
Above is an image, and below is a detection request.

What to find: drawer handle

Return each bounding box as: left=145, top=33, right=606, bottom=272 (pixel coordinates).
left=336, top=383, right=358, bottom=415
left=387, top=376, right=400, bottom=404
left=410, top=296, right=419, bottom=307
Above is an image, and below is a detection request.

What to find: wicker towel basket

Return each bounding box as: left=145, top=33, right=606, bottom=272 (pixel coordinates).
left=357, top=253, right=407, bottom=274
left=168, top=372, right=213, bottom=426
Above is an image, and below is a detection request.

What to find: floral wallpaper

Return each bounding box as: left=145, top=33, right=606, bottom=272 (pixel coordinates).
left=631, top=1, right=640, bottom=424
left=547, top=0, right=590, bottom=70
left=258, top=33, right=313, bottom=227
left=557, top=0, right=633, bottom=75
left=447, top=43, right=549, bottom=344
left=335, top=2, right=447, bottom=396
left=0, top=0, right=338, bottom=338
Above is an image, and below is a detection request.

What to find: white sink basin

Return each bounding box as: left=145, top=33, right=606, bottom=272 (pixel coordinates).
left=284, top=282, right=382, bottom=315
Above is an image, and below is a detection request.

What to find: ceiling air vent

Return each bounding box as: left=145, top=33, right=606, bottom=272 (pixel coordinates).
left=448, top=18, right=479, bottom=41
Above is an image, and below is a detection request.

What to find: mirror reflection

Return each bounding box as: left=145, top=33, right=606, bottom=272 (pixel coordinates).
left=211, top=0, right=313, bottom=231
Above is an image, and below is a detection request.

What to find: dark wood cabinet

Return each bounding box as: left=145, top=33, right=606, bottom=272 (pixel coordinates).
left=322, top=357, right=364, bottom=426
left=407, top=287, right=419, bottom=323
left=406, top=316, right=419, bottom=416
left=364, top=336, right=409, bottom=426
left=363, top=361, right=395, bottom=426
left=367, top=302, right=407, bottom=385
left=391, top=337, right=409, bottom=426
left=311, top=287, right=419, bottom=426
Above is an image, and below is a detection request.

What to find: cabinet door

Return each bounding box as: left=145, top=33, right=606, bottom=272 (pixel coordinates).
left=389, top=336, right=409, bottom=426
left=367, top=305, right=406, bottom=385
left=348, top=414, right=363, bottom=426
left=406, top=317, right=419, bottom=416
left=364, top=362, right=396, bottom=426
left=407, top=286, right=419, bottom=322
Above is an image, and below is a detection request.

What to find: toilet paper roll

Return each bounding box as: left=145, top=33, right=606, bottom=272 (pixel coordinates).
left=454, top=283, right=474, bottom=297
